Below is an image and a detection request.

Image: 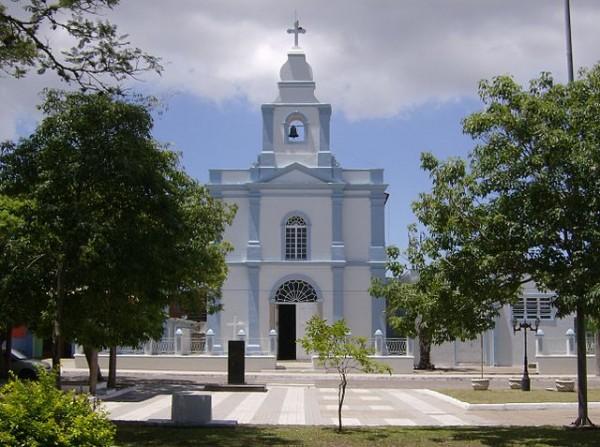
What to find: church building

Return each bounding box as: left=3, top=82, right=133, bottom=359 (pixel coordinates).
left=207, top=21, right=388, bottom=360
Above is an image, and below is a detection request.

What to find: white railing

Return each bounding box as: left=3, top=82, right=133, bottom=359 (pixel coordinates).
left=385, top=338, right=408, bottom=355
left=113, top=346, right=145, bottom=355
left=155, top=338, right=176, bottom=354
left=536, top=332, right=597, bottom=356
left=537, top=336, right=569, bottom=355
left=586, top=335, right=596, bottom=355
left=368, top=337, right=409, bottom=356
left=190, top=337, right=206, bottom=353
left=105, top=333, right=412, bottom=357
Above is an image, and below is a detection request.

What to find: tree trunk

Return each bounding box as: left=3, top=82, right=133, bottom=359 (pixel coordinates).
left=337, top=374, right=347, bottom=432
left=573, top=304, right=594, bottom=427
left=84, top=345, right=104, bottom=383
left=0, top=327, right=12, bottom=379
left=88, top=347, right=98, bottom=395
left=417, top=336, right=433, bottom=370
left=595, top=332, right=600, bottom=377
left=108, top=346, right=117, bottom=389
left=52, top=260, right=65, bottom=388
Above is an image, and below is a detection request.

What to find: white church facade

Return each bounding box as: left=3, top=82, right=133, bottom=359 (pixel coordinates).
left=206, top=23, right=387, bottom=360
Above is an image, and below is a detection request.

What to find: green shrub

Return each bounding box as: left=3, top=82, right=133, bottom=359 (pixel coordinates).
left=0, top=369, right=115, bottom=447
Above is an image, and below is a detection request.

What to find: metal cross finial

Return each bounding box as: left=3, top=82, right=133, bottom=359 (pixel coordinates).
left=287, top=18, right=306, bottom=48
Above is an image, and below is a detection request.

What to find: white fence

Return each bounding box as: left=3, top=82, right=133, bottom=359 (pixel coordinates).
left=103, top=331, right=412, bottom=357
left=535, top=331, right=596, bottom=356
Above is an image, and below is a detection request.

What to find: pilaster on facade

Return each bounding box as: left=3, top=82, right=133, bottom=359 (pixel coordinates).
left=369, top=190, right=387, bottom=264
left=332, top=266, right=344, bottom=321
left=370, top=265, right=387, bottom=336
left=331, top=191, right=345, bottom=261
left=247, top=265, right=260, bottom=341
left=247, top=190, right=262, bottom=261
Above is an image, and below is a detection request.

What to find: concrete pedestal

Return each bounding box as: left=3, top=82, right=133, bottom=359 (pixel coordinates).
left=171, top=392, right=212, bottom=425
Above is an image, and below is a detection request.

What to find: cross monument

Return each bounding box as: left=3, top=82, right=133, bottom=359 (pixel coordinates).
left=225, top=315, right=245, bottom=339
left=287, top=19, right=306, bottom=48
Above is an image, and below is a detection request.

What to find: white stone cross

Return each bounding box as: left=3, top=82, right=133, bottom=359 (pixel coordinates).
left=287, top=19, right=306, bottom=48
left=225, top=315, right=245, bottom=339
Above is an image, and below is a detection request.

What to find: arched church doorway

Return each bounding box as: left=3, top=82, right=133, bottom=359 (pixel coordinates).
left=273, top=279, right=318, bottom=360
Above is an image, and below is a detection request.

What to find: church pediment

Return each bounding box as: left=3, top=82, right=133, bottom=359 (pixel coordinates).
left=261, top=163, right=337, bottom=184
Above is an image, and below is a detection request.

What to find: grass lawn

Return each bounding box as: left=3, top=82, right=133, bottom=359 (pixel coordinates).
left=115, top=425, right=600, bottom=447
left=437, top=388, right=600, bottom=404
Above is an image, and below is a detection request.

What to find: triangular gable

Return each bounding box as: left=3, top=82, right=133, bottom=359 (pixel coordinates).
left=261, top=162, right=338, bottom=184
left=269, top=169, right=326, bottom=184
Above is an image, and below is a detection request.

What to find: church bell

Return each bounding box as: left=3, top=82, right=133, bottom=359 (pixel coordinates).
left=288, top=125, right=299, bottom=139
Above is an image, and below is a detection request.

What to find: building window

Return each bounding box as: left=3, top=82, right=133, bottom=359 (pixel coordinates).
left=512, top=295, right=554, bottom=320
left=274, top=279, right=318, bottom=303
left=285, top=216, right=307, bottom=260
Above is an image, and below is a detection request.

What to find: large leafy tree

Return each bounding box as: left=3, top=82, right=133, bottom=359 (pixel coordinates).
left=0, top=195, right=46, bottom=377
left=417, top=66, right=600, bottom=426
left=370, top=226, right=517, bottom=370
left=0, top=91, right=235, bottom=388
left=0, top=0, right=162, bottom=91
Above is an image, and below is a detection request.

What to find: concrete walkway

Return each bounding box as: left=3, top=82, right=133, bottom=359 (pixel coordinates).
left=100, top=384, right=600, bottom=427
left=103, top=385, right=490, bottom=426
left=60, top=362, right=600, bottom=427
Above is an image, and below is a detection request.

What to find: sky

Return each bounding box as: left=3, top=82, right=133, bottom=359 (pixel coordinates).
left=2, top=0, right=600, bottom=249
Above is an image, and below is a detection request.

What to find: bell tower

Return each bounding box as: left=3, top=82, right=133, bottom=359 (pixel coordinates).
left=258, top=20, right=334, bottom=169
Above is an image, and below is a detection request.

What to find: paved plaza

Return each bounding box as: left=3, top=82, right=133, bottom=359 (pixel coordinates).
left=69, top=363, right=600, bottom=428
left=103, top=386, right=490, bottom=426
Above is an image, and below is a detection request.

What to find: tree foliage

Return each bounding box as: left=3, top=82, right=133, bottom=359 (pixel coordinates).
left=370, top=236, right=507, bottom=369
left=0, top=0, right=162, bottom=91
left=0, top=194, right=47, bottom=376
left=299, top=316, right=390, bottom=432
left=0, top=91, right=235, bottom=387
left=414, top=65, right=600, bottom=425
left=0, top=369, right=115, bottom=446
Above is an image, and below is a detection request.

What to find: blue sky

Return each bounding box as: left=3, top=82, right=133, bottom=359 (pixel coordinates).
left=3, top=0, right=600, bottom=251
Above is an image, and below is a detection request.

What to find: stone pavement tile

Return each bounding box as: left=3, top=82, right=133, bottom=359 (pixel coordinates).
left=211, top=392, right=240, bottom=420
left=102, top=385, right=598, bottom=427
left=330, top=417, right=361, bottom=426
left=304, top=386, right=324, bottom=425
left=359, top=395, right=383, bottom=401
left=384, top=418, right=417, bottom=426
left=278, top=386, right=306, bottom=425
left=224, top=392, right=269, bottom=423
left=109, top=395, right=171, bottom=421
left=251, top=387, right=287, bottom=424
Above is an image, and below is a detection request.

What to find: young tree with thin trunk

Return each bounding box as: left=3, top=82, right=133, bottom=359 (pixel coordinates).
left=299, top=316, right=390, bottom=432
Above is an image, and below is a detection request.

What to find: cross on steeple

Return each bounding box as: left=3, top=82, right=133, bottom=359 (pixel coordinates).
left=287, top=18, right=306, bottom=48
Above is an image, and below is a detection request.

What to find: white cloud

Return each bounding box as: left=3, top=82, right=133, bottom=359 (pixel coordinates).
left=2, top=0, right=600, bottom=138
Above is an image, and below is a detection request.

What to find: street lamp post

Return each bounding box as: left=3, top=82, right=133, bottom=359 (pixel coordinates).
left=512, top=318, right=540, bottom=391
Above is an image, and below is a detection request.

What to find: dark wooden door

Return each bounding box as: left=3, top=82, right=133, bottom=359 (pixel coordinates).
left=277, top=304, right=296, bottom=360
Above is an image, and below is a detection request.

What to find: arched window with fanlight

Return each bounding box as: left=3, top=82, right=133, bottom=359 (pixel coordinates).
left=274, top=279, right=318, bottom=303
left=284, top=215, right=307, bottom=260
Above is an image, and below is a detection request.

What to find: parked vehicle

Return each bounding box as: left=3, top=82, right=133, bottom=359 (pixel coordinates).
left=9, top=349, right=52, bottom=380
